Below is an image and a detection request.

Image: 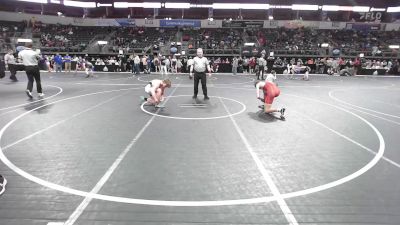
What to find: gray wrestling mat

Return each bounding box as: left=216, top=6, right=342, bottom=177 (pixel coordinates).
left=0, top=71, right=400, bottom=225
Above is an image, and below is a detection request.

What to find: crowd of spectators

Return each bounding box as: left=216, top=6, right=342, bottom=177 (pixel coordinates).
left=183, top=28, right=244, bottom=50
left=33, top=23, right=111, bottom=52
left=3, top=20, right=399, bottom=60
left=110, top=27, right=176, bottom=54
left=16, top=51, right=399, bottom=76
left=0, top=21, right=26, bottom=52
left=256, top=27, right=400, bottom=56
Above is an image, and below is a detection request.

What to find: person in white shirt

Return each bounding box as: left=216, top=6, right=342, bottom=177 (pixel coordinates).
left=177, top=59, right=183, bottom=73
left=165, top=57, right=171, bottom=73
left=190, top=48, right=211, bottom=100
left=243, top=57, right=249, bottom=74
left=141, top=79, right=171, bottom=108
left=257, top=54, right=266, bottom=80
left=4, top=50, right=18, bottom=81
left=44, top=55, right=51, bottom=72
left=232, top=57, right=239, bottom=75
left=160, top=56, right=168, bottom=77
left=18, top=43, right=43, bottom=98
left=134, top=55, right=140, bottom=74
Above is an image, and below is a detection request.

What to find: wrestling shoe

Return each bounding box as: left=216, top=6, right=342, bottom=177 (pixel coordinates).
left=26, top=90, right=33, bottom=99
left=140, top=96, right=148, bottom=102
left=280, top=108, right=286, bottom=116
left=0, top=175, right=7, bottom=196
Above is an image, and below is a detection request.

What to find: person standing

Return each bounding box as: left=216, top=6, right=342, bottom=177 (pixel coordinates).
left=153, top=56, right=160, bottom=73
left=0, top=55, right=5, bottom=79
left=129, top=55, right=135, bottom=74
left=171, top=55, right=177, bottom=73
left=63, top=54, right=72, bottom=73
left=54, top=53, right=63, bottom=73
left=146, top=55, right=152, bottom=74
left=18, top=43, right=44, bottom=98
left=165, top=56, right=171, bottom=73
left=4, top=49, right=18, bottom=81
left=142, top=55, right=149, bottom=74
left=249, top=57, right=256, bottom=74
left=190, top=48, right=211, bottom=100
left=160, top=56, right=168, bottom=77
left=177, top=58, right=182, bottom=73
left=134, top=55, right=140, bottom=75
left=45, top=55, right=52, bottom=72
left=72, top=55, right=79, bottom=73
left=232, top=57, right=238, bottom=75
left=257, top=54, right=266, bottom=80
left=242, top=56, right=249, bottom=74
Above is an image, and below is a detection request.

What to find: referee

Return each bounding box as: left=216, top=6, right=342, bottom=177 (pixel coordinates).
left=190, top=48, right=211, bottom=100
left=18, top=43, right=44, bottom=98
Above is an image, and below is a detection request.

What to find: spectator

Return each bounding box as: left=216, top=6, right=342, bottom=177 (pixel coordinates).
left=153, top=56, right=160, bottom=73
left=54, top=53, right=63, bottom=73
left=232, top=57, right=238, bottom=75
left=72, top=55, right=79, bottom=72
left=4, top=49, right=17, bottom=81
left=128, top=55, right=134, bottom=74
left=249, top=57, right=256, bottom=74
left=242, top=57, right=249, bottom=74
left=171, top=55, right=177, bottom=73
left=134, top=55, right=140, bottom=74
left=64, top=54, right=72, bottom=73
left=142, top=55, right=149, bottom=74
left=165, top=56, right=171, bottom=73
left=177, top=58, right=183, bottom=73
left=160, top=56, right=168, bottom=76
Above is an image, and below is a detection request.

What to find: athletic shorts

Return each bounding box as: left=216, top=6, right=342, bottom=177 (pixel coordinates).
left=263, top=82, right=280, bottom=104
left=145, top=83, right=152, bottom=96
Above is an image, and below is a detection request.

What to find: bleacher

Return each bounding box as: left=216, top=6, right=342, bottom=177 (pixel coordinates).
left=109, top=27, right=177, bottom=54
left=33, top=23, right=112, bottom=53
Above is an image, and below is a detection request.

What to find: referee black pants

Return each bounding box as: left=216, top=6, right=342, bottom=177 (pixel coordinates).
left=193, top=71, right=207, bottom=97
left=25, top=66, right=42, bottom=93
